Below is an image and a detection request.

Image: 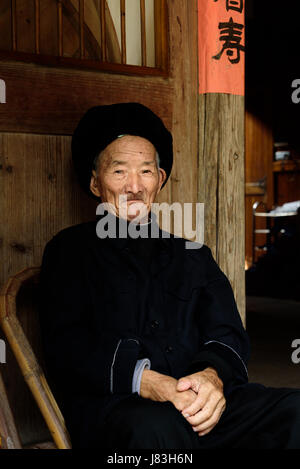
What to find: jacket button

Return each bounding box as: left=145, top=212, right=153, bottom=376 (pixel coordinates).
left=151, top=320, right=159, bottom=329
left=165, top=345, right=173, bottom=353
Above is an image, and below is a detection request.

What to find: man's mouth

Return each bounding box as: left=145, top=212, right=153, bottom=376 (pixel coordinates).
left=127, top=199, right=145, bottom=204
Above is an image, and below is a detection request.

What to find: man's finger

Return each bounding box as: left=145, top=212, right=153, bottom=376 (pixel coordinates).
left=181, top=384, right=212, bottom=417
left=176, top=378, right=192, bottom=392
left=195, top=402, right=226, bottom=435
left=198, top=423, right=216, bottom=437
left=192, top=399, right=226, bottom=434
left=184, top=392, right=224, bottom=425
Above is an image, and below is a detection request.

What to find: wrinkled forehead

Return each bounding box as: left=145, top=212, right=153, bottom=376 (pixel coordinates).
left=104, top=135, right=157, bottom=160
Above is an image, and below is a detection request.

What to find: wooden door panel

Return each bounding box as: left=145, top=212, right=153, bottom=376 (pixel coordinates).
left=0, top=61, right=174, bottom=135
left=0, top=132, right=99, bottom=286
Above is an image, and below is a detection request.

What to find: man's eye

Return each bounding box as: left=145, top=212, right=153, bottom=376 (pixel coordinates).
left=142, top=169, right=152, bottom=174
left=114, top=170, right=124, bottom=174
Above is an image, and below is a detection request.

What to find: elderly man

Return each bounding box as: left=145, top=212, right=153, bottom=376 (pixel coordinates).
left=39, top=103, right=300, bottom=449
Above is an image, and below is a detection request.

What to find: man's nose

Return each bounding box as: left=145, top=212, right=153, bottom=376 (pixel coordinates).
left=124, top=172, right=143, bottom=194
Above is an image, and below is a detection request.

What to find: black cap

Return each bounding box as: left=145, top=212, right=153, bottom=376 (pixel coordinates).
left=71, top=102, right=173, bottom=198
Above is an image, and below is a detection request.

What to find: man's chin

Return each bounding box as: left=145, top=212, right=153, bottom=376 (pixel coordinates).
left=120, top=202, right=149, bottom=223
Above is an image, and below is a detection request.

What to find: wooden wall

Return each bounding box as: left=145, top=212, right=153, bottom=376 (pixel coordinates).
left=0, top=133, right=97, bottom=276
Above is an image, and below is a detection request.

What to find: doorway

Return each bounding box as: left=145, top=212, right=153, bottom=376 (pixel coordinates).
left=245, top=0, right=300, bottom=389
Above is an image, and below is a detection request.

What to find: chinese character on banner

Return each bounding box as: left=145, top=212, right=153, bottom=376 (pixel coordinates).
left=214, top=0, right=244, bottom=13
left=198, top=0, right=245, bottom=95
left=213, top=17, right=245, bottom=64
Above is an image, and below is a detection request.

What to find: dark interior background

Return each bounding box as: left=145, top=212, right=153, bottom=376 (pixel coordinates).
left=246, top=0, right=300, bottom=148
left=245, top=1, right=300, bottom=388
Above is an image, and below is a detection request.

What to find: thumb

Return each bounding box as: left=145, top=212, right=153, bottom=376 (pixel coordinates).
left=176, top=377, right=192, bottom=392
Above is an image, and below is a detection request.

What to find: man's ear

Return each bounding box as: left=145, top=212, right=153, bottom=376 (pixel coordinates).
left=89, top=170, right=101, bottom=198
left=157, top=168, right=167, bottom=194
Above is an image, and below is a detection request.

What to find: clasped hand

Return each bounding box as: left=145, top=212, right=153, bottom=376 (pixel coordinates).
left=175, top=368, right=226, bottom=436
left=140, top=368, right=226, bottom=437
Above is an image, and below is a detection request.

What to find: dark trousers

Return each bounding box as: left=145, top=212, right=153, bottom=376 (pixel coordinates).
left=100, top=384, right=300, bottom=449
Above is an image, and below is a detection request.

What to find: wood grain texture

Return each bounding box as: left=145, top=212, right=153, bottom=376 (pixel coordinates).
left=0, top=60, right=173, bottom=135
left=168, top=0, right=198, bottom=236
left=15, top=0, right=35, bottom=54
left=198, top=94, right=246, bottom=324
left=62, top=0, right=80, bottom=59
left=140, top=0, right=146, bottom=66
left=0, top=0, right=12, bottom=51
left=154, top=0, right=168, bottom=71
left=275, top=172, right=300, bottom=206
left=0, top=132, right=98, bottom=287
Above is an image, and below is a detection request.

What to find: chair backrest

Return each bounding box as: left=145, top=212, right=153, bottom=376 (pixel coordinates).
left=0, top=267, right=72, bottom=449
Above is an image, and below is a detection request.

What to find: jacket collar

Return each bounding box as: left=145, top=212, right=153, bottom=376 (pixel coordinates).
left=95, top=211, right=170, bottom=250
left=94, top=212, right=173, bottom=275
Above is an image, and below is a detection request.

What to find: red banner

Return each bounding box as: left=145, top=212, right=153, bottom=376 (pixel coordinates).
left=198, top=0, right=245, bottom=95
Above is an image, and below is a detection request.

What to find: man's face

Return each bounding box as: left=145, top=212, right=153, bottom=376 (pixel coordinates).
left=90, top=135, right=166, bottom=222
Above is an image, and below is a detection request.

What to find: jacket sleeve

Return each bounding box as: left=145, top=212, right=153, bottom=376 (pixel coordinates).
left=186, top=246, right=250, bottom=395
left=38, top=233, right=141, bottom=397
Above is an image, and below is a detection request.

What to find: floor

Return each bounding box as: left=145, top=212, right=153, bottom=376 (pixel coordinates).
left=246, top=295, right=300, bottom=389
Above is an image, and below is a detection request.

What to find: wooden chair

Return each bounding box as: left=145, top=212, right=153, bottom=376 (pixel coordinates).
left=0, top=267, right=72, bottom=449
left=0, top=370, right=22, bottom=449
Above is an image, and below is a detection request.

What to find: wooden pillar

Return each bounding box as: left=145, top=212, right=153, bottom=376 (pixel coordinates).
left=197, top=2, right=246, bottom=324
left=198, top=95, right=245, bottom=323
left=167, top=0, right=198, bottom=208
